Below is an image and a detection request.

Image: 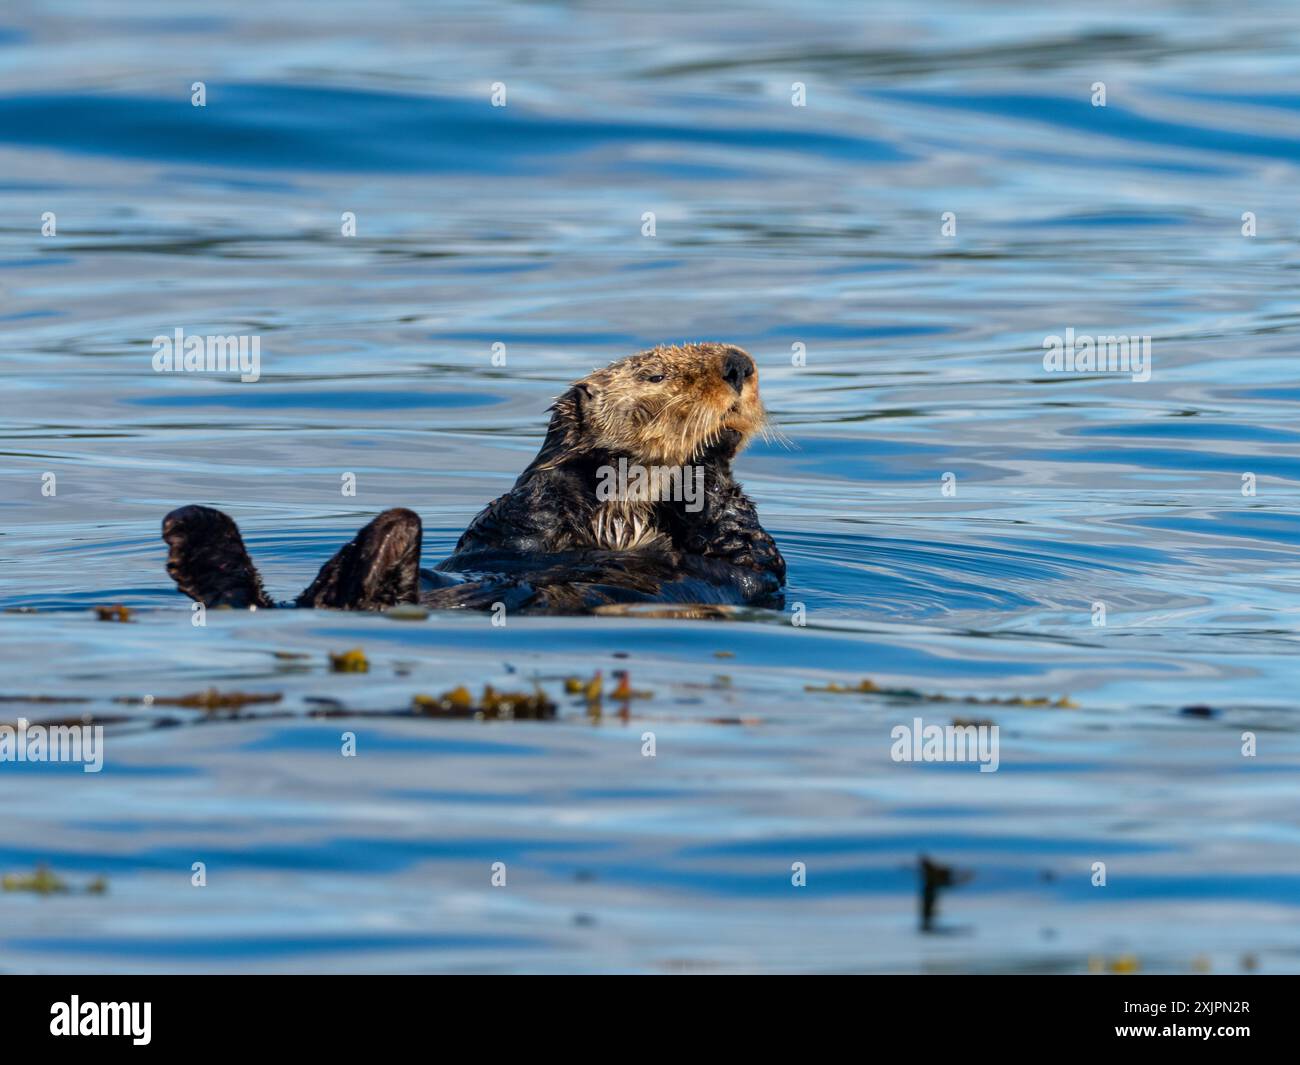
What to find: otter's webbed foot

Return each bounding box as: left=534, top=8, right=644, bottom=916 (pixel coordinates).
left=162, top=505, right=274, bottom=608
left=296, top=508, right=423, bottom=610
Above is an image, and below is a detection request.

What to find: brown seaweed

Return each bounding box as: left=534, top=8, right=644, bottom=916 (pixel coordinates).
left=328, top=648, right=370, bottom=673
left=93, top=605, right=133, bottom=622
left=412, top=684, right=556, bottom=721
left=807, top=677, right=1077, bottom=708
left=2, top=865, right=108, bottom=896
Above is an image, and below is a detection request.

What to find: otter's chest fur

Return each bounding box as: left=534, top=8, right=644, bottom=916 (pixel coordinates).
left=584, top=456, right=693, bottom=552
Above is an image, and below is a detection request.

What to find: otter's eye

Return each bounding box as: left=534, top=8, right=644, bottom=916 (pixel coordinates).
left=645, top=374, right=665, bottom=383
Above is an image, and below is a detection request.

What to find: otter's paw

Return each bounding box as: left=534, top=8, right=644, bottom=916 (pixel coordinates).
left=162, top=505, right=272, bottom=608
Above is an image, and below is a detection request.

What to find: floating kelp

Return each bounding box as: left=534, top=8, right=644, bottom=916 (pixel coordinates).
left=384, top=604, right=430, bottom=621
left=1088, top=954, right=1140, bottom=974
left=412, top=684, right=556, bottom=721
left=415, top=685, right=473, bottom=712
left=116, top=690, right=282, bottom=711
left=805, top=678, right=878, bottom=693
left=806, top=678, right=1077, bottom=709
left=1, top=865, right=108, bottom=896
left=93, top=605, right=132, bottom=622
left=611, top=671, right=652, bottom=701
left=2, top=865, right=66, bottom=894
left=8, top=681, right=570, bottom=729
left=564, top=673, right=603, bottom=701
left=328, top=648, right=369, bottom=673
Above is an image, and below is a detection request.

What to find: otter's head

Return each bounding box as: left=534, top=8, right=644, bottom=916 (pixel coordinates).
left=538, top=343, right=765, bottom=469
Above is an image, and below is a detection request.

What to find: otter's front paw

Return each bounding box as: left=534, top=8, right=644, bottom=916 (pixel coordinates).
left=679, top=521, right=786, bottom=585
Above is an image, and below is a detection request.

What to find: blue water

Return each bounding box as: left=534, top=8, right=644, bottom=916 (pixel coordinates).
left=1, top=0, right=1299, bottom=973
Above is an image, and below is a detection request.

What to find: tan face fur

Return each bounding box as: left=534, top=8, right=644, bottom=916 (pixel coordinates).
left=554, top=342, right=765, bottom=468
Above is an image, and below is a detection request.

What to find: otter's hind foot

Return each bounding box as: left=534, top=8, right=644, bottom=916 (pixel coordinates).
left=297, top=508, right=423, bottom=610
left=162, top=505, right=273, bottom=608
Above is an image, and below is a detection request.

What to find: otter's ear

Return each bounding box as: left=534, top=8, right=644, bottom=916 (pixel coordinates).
left=552, top=382, right=592, bottom=442
left=527, top=382, right=594, bottom=472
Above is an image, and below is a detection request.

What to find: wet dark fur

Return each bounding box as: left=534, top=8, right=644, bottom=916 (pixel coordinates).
left=162, top=346, right=785, bottom=615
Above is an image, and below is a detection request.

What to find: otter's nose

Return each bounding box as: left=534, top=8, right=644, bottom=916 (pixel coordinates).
left=721, top=349, right=755, bottom=394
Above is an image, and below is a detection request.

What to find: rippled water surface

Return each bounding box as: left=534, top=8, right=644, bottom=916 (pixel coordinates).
left=2, top=1, right=1299, bottom=973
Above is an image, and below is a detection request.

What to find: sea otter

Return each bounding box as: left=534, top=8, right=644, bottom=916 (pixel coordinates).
left=162, top=343, right=786, bottom=614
